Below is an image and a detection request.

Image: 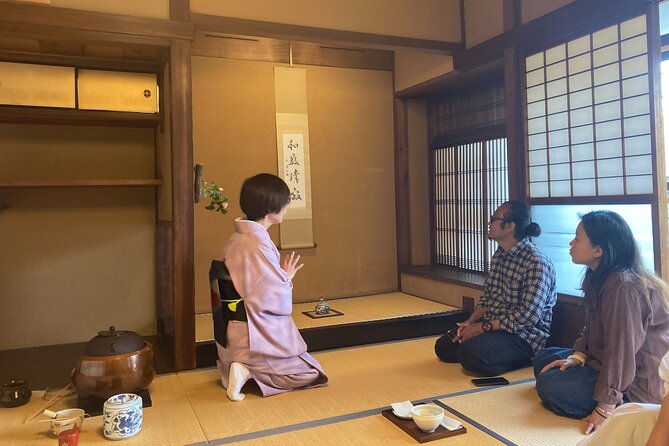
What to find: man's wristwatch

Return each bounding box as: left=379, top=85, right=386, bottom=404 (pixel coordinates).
left=481, top=319, right=493, bottom=333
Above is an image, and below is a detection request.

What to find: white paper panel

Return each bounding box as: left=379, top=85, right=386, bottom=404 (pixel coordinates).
left=527, top=69, right=545, bottom=87
left=623, top=115, right=650, bottom=136
left=569, top=53, right=591, bottom=74
left=593, top=25, right=618, bottom=49
left=622, top=55, right=648, bottom=78
left=568, top=35, right=591, bottom=57
left=598, top=177, right=624, bottom=195
left=626, top=175, right=653, bottom=194
left=573, top=161, right=595, bottom=178
left=545, top=44, right=566, bottom=64
left=595, top=101, right=620, bottom=122
left=548, top=95, right=568, bottom=113
left=528, top=149, right=547, bottom=166
left=569, top=71, right=592, bottom=91
left=550, top=163, right=571, bottom=180
left=593, top=45, right=619, bottom=67
left=530, top=182, right=549, bottom=197
left=527, top=101, right=546, bottom=118
left=620, top=15, right=646, bottom=40
left=624, top=135, right=651, bottom=155
left=547, top=78, right=568, bottom=98
left=625, top=155, right=652, bottom=175
left=594, top=63, right=619, bottom=85
left=570, top=89, right=593, bottom=108
left=528, top=133, right=547, bottom=149
left=573, top=179, right=596, bottom=195
left=527, top=84, right=546, bottom=103
left=623, top=95, right=649, bottom=117
left=550, top=181, right=572, bottom=196
left=546, top=61, right=567, bottom=81
left=530, top=166, right=548, bottom=181
left=570, top=107, right=593, bottom=126
left=598, top=158, right=623, bottom=176
left=596, top=120, right=622, bottom=140
left=571, top=126, right=594, bottom=144
left=528, top=117, right=547, bottom=134
left=622, top=75, right=649, bottom=97
left=550, top=147, right=571, bottom=164
left=526, top=52, right=545, bottom=72
left=594, top=82, right=620, bottom=104
left=621, top=35, right=647, bottom=59
left=547, top=112, right=569, bottom=131
left=549, top=129, right=569, bottom=147
left=597, top=139, right=622, bottom=158
left=572, top=143, right=595, bottom=161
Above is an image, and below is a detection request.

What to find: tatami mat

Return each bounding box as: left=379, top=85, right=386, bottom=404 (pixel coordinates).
left=180, top=336, right=534, bottom=443
left=0, top=374, right=207, bottom=446
left=224, top=412, right=505, bottom=446
left=441, top=380, right=587, bottom=446
left=196, top=292, right=458, bottom=342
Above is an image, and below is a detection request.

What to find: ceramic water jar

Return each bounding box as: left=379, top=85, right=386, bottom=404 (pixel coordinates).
left=103, top=393, right=142, bottom=440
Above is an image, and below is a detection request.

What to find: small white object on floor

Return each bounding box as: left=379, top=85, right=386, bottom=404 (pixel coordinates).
left=391, top=400, right=414, bottom=419
left=440, top=416, right=462, bottom=431
left=227, top=362, right=251, bottom=402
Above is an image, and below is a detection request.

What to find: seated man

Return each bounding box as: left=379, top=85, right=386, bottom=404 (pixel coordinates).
left=434, top=200, right=557, bottom=376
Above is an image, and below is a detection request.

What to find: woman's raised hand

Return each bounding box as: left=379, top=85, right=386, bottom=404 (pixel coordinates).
left=540, top=358, right=580, bottom=373
left=281, top=251, right=304, bottom=280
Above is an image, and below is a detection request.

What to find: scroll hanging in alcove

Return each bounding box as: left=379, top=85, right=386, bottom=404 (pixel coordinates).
left=274, top=67, right=314, bottom=249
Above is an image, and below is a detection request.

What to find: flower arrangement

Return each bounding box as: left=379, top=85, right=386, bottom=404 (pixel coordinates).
left=201, top=181, right=229, bottom=215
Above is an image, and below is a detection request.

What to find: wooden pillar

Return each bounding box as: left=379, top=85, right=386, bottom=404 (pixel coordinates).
left=394, top=97, right=411, bottom=276
left=169, top=37, right=195, bottom=370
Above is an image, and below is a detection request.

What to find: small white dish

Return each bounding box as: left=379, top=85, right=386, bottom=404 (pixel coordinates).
left=392, top=409, right=412, bottom=419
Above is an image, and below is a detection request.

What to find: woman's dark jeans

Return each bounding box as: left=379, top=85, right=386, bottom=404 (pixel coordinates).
left=533, top=346, right=598, bottom=418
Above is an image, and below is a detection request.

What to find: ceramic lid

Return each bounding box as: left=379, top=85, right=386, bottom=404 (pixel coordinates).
left=104, top=393, right=142, bottom=409
left=83, top=326, right=146, bottom=356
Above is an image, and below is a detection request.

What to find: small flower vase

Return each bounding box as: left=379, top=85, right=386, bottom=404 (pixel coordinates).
left=315, top=298, right=330, bottom=315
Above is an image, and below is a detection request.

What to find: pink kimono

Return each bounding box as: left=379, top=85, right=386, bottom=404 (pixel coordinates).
left=216, top=218, right=328, bottom=396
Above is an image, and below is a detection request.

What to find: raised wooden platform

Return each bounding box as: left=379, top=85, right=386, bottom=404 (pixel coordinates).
left=195, top=292, right=468, bottom=368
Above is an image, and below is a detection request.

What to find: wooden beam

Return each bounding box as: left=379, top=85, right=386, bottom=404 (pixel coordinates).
left=192, top=32, right=394, bottom=71
left=0, top=50, right=165, bottom=72
left=395, top=58, right=503, bottom=99
left=191, top=13, right=462, bottom=54
left=0, top=0, right=193, bottom=41
left=169, top=38, right=196, bottom=371
left=0, top=105, right=160, bottom=127
left=504, top=47, right=523, bottom=200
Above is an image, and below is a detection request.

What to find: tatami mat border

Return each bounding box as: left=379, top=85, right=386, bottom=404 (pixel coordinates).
left=190, top=377, right=536, bottom=445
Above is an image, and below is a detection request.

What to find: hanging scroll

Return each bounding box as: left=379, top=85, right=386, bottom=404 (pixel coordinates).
left=274, top=67, right=314, bottom=249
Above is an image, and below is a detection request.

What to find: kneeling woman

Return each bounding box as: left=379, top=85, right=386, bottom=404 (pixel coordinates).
left=533, top=210, right=669, bottom=434
left=216, top=173, right=328, bottom=401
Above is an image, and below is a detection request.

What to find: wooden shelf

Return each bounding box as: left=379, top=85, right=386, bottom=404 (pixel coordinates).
left=0, top=179, right=163, bottom=188
left=0, top=105, right=161, bottom=128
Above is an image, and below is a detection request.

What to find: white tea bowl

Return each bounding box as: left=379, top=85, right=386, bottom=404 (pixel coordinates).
left=411, top=404, right=444, bottom=433
left=42, top=408, right=86, bottom=435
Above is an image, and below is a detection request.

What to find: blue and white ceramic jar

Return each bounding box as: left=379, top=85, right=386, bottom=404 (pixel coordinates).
left=103, top=393, right=143, bottom=440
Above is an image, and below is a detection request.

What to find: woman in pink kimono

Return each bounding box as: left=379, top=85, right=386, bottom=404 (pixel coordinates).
left=216, top=173, right=328, bottom=401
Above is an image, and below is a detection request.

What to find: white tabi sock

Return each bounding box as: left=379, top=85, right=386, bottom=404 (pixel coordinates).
left=216, top=360, right=229, bottom=389
left=227, top=362, right=251, bottom=402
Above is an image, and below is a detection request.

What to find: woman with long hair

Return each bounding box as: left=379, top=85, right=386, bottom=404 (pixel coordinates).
left=533, top=210, right=669, bottom=436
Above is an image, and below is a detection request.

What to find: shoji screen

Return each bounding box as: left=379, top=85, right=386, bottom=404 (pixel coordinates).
left=525, top=15, right=652, bottom=198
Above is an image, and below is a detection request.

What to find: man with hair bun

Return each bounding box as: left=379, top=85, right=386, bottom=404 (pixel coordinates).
left=435, top=200, right=557, bottom=376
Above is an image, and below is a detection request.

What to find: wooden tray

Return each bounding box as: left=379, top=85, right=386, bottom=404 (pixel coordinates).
left=381, top=409, right=467, bottom=443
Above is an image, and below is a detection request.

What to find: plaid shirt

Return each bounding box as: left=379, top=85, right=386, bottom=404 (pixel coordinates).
left=477, top=238, right=557, bottom=354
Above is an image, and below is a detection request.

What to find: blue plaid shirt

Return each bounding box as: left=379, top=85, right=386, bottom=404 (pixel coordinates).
left=477, top=238, right=557, bottom=354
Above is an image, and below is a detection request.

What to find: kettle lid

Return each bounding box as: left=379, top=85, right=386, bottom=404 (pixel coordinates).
left=83, top=326, right=146, bottom=356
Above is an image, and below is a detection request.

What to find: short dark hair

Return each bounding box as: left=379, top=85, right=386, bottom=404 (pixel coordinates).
left=240, top=173, right=290, bottom=222
left=501, top=200, right=541, bottom=240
